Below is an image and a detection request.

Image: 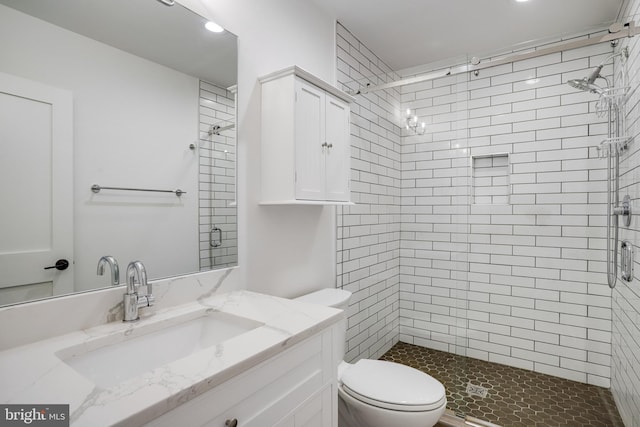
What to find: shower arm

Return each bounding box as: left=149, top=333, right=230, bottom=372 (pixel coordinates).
left=593, top=51, right=625, bottom=81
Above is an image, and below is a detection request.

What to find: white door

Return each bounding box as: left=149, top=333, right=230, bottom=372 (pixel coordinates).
left=0, top=72, right=73, bottom=304
left=324, top=94, right=350, bottom=201
left=294, top=79, right=325, bottom=200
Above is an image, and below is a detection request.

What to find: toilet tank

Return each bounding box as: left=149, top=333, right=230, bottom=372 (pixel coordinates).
left=294, top=288, right=352, bottom=361
left=294, top=288, right=351, bottom=310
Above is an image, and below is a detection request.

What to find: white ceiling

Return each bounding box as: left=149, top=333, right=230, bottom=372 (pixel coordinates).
left=312, top=0, right=625, bottom=72
left=0, top=0, right=237, bottom=87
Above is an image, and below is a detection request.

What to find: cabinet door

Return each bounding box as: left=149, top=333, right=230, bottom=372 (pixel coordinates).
left=324, top=94, right=350, bottom=201
left=273, top=385, right=333, bottom=427
left=294, top=79, right=325, bottom=200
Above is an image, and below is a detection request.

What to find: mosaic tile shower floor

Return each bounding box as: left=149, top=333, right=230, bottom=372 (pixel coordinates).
left=380, top=342, right=624, bottom=427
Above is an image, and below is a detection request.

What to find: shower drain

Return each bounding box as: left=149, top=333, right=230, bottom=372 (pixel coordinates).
left=466, top=383, right=489, bottom=398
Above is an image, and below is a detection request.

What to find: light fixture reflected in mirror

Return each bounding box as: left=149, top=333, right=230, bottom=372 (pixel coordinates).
left=405, top=109, right=426, bottom=135
left=205, top=21, right=224, bottom=33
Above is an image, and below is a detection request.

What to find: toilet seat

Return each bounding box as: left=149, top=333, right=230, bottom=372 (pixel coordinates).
left=340, top=359, right=446, bottom=412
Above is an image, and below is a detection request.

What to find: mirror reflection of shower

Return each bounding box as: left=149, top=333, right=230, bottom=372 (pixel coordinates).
left=196, top=82, right=238, bottom=271
left=567, top=47, right=632, bottom=289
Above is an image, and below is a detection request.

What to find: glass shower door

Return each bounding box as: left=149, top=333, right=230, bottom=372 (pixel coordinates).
left=446, top=56, right=472, bottom=421
left=397, top=54, right=473, bottom=421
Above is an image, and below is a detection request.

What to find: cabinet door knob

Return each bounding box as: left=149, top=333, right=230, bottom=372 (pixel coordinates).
left=225, top=419, right=238, bottom=427
left=321, top=142, right=328, bottom=148
left=327, top=143, right=333, bottom=148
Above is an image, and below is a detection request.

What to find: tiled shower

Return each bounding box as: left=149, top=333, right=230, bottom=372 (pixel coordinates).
left=336, top=0, right=640, bottom=424
left=399, top=41, right=614, bottom=386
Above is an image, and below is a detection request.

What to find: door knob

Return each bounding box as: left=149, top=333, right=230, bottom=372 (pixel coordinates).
left=225, top=419, right=238, bottom=427
left=44, top=259, right=70, bottom=271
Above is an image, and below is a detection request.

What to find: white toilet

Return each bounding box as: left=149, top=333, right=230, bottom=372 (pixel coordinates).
left=295, top=288, right=447, bottom=427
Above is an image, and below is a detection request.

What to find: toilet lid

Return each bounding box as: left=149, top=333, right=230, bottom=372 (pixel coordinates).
left=341, top=360, right=446, bottom=412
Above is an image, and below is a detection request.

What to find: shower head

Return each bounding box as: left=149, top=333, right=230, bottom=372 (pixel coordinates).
left=566, top=49, right=628, bottom=94
left=567, top=62, right=607, bottom=94
left=567, top=77, right=604, bottom=94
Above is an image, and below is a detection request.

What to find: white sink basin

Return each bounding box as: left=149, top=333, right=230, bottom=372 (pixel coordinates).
left=57, top=311, right=263, bottom=388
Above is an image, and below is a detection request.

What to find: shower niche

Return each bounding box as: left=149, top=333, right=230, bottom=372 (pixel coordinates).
left=470, top=153, right=510, bottom=205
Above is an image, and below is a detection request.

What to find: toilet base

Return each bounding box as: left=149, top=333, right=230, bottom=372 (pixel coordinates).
left=337, top=383, right=446, bottom=427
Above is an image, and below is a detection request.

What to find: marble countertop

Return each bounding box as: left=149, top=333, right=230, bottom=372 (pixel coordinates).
left=0, top=290, right=342, bottom=426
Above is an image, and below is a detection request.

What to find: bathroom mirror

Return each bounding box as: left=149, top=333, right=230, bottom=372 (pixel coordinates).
left=0, top=0, right=238, bottom=306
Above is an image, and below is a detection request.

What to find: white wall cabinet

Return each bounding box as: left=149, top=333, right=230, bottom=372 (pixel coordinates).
left=260, top=66, right=353, bottom=205
left=145, top=325, right=339, bottom=427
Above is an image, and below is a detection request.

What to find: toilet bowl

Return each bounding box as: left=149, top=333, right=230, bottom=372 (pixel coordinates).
left=295, top=288, right=447, bottom=427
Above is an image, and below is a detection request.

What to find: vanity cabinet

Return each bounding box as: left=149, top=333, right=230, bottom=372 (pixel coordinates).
left=145, top=325, right=339, bottom=427
left=260, top=66, right=354, bottom=205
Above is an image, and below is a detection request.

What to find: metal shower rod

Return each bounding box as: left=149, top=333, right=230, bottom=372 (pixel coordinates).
left=349, top=21, right=639, bottom=96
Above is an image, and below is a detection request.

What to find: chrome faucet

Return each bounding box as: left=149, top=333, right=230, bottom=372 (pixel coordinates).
left=97, top=256, right=120, bottom=286
left=123, top=261, right=155, bottom=322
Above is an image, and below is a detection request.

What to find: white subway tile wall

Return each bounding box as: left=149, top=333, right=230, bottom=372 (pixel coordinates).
left=612, top=0, right=640, bottom=425
left=400, top=36, right=617, bottom=387
left=198, top=81, right=237, bottom=270
left=336, top=23, right=402, bottom=362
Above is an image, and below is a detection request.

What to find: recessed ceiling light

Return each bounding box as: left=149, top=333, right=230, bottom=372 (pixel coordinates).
left=205, top=21, right=224, bottom=33
left=516, top=0, right=529, bottom=2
